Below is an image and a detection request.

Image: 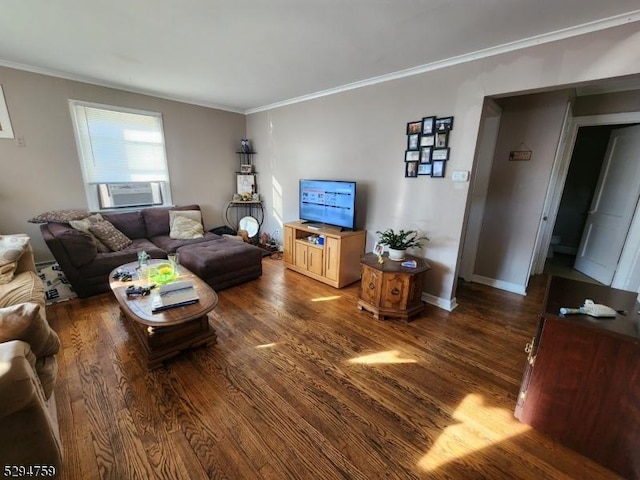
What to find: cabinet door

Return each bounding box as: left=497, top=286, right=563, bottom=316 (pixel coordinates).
left=284, top=227, right=294, bottom=264
left=360, top=265, right=382, bottom=306
left=324, top=237, right=340, bottom=281
left=307, top=245, right=324, bottom=276
left=381, top=273, right=410, bottom=310
left=408, top=271, right=425, bottom=305
left=294, top=242, right=308, bottom=269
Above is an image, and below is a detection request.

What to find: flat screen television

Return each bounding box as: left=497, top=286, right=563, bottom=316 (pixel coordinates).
left=299, top=179, right=357, bottom=230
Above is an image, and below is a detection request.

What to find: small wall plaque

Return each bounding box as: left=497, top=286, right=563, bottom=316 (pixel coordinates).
left=509, top=150, right=532, bottom=161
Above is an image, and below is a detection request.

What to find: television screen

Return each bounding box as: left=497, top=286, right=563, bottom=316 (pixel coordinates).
left=299, top=179, right=357, bottom=230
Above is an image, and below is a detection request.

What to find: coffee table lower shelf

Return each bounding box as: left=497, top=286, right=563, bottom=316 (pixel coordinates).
left=124, top=312, right=217, bottom=369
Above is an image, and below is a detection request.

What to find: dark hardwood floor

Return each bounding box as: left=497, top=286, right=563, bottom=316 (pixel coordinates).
left=47, top=258, right=621, bottom=479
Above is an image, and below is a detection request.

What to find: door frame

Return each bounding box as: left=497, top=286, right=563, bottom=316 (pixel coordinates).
left=458, top=98, right=502, bottom=282
left=531, top=110, right=640, bottom=283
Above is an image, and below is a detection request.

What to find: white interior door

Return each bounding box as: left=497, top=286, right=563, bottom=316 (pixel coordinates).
left=574, top=125, right=640, bottom=284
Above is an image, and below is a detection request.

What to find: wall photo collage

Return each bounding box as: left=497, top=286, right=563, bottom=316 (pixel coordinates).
left=405, top=115, right=454, bottom=178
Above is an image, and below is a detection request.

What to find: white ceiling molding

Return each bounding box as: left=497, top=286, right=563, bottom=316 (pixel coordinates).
left=245, top=10, right=640, bottom=115
left=0, top=58, right=245, bottom=114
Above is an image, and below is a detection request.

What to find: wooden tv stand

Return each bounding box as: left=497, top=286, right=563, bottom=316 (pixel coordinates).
left=283, top=221, right=365, bottom=288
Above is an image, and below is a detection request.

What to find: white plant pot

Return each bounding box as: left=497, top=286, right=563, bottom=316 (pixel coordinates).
left=388, top=248, right=406, bottom=261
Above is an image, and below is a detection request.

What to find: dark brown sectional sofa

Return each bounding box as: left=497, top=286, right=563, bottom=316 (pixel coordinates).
left=39, top=204, right=263, bottom=298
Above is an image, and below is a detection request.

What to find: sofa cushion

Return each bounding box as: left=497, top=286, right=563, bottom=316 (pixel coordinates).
left=0, top=303, right=60, bottom=358
left=149, top=232, right=219, bottom=254
left=169, top=209, right=202, bottom=228
left=170, top=215, right=204, bottom=239
left=89, top=221, right=132, bottom=252
left=47, top=223, right=97, bottom=267
left=0, top=340, right=38, bottom=417
left=69, top=214, right=110, bottom=253
left=0, top=271, right=45, bottom=311
left=35, top=355, right=58, bottom=400
left=0, top=234, right=30, bottom=285
left=143, top=204, right=201, bottom=238
left=102, top=210, right=147, bottom=239
left=28, top=209, right=90, bottom=224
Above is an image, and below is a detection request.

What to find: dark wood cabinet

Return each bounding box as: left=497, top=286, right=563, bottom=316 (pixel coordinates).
left=515, top=276, right=640, bottom=479
left=357, top=253, right=430, bottom=321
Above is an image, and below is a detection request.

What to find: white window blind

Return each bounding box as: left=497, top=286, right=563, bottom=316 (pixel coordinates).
left=70, top=101, right=169, bottom=184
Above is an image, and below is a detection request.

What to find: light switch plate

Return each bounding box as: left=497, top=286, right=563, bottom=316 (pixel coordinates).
left=452, top=170, right=469, bottom=182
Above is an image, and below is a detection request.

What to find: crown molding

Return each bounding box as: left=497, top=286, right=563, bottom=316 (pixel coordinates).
left=0, top=58, right=245, bottom=114
left=245, top=10, right=640, bottom=115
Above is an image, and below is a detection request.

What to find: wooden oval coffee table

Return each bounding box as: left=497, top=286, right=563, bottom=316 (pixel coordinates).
left=109, top=260, right=218, bottom=369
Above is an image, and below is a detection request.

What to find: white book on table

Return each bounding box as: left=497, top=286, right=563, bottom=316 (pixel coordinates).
left=151, top=281, right=199, bottom=312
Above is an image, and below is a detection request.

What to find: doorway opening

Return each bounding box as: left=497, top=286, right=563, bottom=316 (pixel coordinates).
left=542, top=121, right=640, bottom=288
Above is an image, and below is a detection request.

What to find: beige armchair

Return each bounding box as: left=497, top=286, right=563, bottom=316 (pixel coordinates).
left=0, top=236, right=62, bottom=471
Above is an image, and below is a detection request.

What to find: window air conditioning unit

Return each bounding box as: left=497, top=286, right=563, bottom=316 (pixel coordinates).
left=108, top=183, right=155, bottom=208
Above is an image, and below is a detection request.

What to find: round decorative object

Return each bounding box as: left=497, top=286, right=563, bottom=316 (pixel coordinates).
left=388, top=248, right=406, bottom=261
left=152, top=263, right=177, bottom=285
left=238, top=216, right=259, bottom=238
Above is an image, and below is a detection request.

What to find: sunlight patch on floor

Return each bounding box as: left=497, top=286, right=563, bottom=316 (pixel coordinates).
left=311, top=295, right=342, bottom=302
left=348, top=350, right=418, bottom=365
left=418, top=393, right=530, bottom=471
left=256, top=343, right=277, bottom=349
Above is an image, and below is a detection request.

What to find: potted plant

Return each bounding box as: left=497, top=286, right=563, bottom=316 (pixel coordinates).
left=376, top=228, right=429, bottom=261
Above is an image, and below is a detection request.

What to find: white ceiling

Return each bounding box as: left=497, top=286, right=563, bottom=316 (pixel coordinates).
left=1, top=1, right=640, bottom=113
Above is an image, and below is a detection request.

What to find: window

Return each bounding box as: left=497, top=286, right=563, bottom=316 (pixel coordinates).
left=69, top=100, right=172, bottom=211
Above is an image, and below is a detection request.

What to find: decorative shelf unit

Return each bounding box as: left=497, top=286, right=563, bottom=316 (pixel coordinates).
left=225, top=200, right=264, bottom=234
left=283, top=221, right=365, bottom=288
left=235, top=150, right=258, bottom=197
left=230, top=148, right=262, bottom=241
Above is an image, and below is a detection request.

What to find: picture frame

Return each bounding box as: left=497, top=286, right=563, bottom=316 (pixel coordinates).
left=431, top=160, right=446, bottom=178
left=406, top=121, right=422, bottom=135
left=240, top=164, right=253, bottom=173
left=236, top=174, right=255, bottom=195
left=417, top=163, right=432, bottom=176
left=405, top=161, right=418, bottom=178
left=405, top=150, right=420, bottom=162
left=373, top=242, right=384, bottom=256
left=407, top=133, right=420, bottom=151
left=435, top=116, right=454, bottom=132
left=435, top=131, right=449, bottom=148
left=420, top=147, right=432, bottom=164
left=422, top=116, right=435, bottom=135
left=432, top=148, right=450, bottom=161
left=0, top=85, right=14, bottom=139
left=420, top=135, right=434, bottom=147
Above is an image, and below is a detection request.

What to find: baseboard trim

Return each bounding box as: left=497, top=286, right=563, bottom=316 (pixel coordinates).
left=422, top=292, right=458, bottom=312
left=471, top=274, right=527, bottom=296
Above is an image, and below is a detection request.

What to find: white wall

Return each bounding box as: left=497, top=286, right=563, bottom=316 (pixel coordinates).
left=247, top=23, right=640, bottom=305
left=0, top=67, right=245, bottom=262
left=475, top=90, right=572, bottom=289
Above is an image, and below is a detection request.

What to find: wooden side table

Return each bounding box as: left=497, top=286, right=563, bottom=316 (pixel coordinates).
left=357, top=253, right=430, bottom=321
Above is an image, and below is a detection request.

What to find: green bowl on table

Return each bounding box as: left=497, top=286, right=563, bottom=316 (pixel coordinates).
left=151, top=263, right=177, bottom=285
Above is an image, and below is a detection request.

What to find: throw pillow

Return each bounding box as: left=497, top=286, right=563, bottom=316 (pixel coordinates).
left=0, top=234, right=30, bottom=285
left=169, top=215, right=204, bottom=239
left=28, top=209, right=90, bottom=224
left=69, top=213, right=111, bottom=253
left=169, top=209, right=202, bottom=230
left=89, top=220, right=132, bottom=251
left=0, top=303, right=60, bottom=357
